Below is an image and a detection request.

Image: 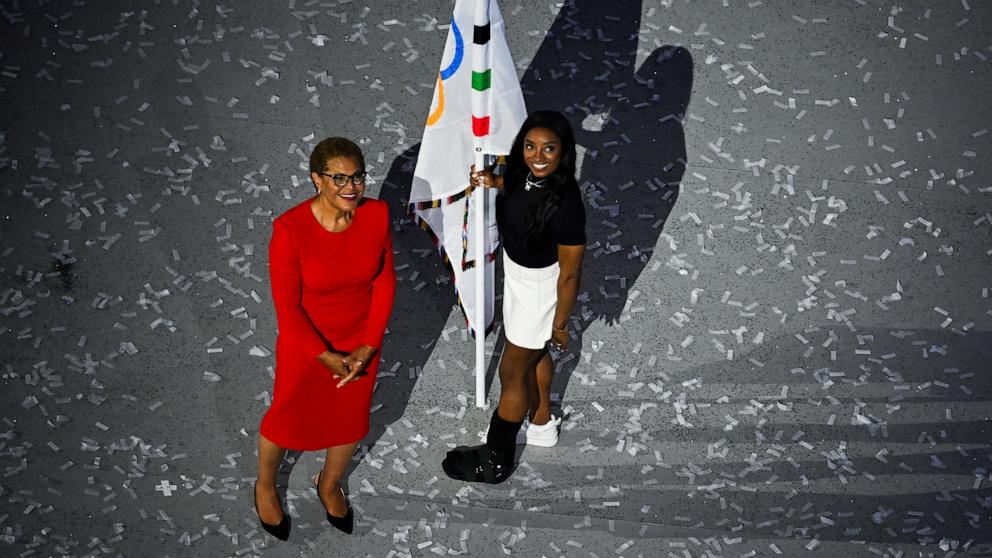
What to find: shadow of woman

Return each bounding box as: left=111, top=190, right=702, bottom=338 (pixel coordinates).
left=341, top=0, right=694, bottom=485
left=515, top=0, right=694, bottom=419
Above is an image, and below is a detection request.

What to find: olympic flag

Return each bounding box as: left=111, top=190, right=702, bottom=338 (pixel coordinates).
left=410, top=0, right=525, bottom=407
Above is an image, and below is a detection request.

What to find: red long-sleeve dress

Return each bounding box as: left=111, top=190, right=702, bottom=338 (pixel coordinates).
left=259, top=197, right=396, bottom=450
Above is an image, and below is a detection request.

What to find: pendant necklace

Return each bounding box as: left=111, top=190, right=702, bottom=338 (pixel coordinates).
left=524, top=172, right=547, bottom=192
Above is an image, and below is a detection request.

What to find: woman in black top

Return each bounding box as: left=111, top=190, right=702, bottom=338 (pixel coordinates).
left=443, top=110, right=586, bottom=483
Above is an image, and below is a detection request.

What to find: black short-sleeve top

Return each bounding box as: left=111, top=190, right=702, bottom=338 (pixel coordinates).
left=496, top=178, right=586, bottom=268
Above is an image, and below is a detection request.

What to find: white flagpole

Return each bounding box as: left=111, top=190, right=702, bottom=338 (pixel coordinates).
left=474, top=151, right=486, bottom=409
left=472, top=0, right=489, bottom=409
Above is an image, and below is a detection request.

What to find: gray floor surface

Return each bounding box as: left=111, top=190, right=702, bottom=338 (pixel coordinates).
left=1, top=0, right=991, bottom=557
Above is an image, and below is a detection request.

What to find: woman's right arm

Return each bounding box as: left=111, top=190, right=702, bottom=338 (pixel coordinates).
left=269, top=220, right=339, bottom=366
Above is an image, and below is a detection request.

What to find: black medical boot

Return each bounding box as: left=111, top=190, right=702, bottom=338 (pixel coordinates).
left=442, top=410, right=523, bottom=484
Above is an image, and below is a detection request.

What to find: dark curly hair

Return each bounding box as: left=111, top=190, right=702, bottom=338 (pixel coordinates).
left=309, top=137, right=365, bottom=175
left=503, top=110, right=578, bottom=248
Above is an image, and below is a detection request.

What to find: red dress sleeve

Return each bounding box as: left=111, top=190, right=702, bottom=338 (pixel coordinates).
left=269, top=218, right=328, bottom=359
left=361, top=203, right=396, bottom=349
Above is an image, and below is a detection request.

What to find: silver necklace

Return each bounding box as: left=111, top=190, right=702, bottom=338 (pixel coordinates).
left=524, top=172, right=547, bottom=191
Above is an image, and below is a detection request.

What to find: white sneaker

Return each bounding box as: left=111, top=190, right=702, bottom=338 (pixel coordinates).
left=482, top=416, right=562, bottom=446
left=518, top=416, right=561, bottom=447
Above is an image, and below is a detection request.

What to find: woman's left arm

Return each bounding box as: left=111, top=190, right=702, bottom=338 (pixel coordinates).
left=550, top=244, right=585, bottom=350
left=342, top=206, right=397, bottom=382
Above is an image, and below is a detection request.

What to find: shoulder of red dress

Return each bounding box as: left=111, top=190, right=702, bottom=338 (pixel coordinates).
left=361, top=197, right=389, bottom=218
left=275, top=198, right=316, bottom=225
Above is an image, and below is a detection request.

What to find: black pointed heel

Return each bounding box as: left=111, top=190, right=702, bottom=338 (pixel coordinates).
left=314, top=471, right=354, bottom=534
left=253, top=482, right=290, bottom=541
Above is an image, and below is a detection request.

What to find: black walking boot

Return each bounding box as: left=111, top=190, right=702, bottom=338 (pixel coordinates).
left=442, top=410, right=523, bottom=484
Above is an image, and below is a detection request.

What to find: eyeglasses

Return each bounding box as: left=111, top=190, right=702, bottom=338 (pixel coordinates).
left=316, top=170, right=367, bottom=187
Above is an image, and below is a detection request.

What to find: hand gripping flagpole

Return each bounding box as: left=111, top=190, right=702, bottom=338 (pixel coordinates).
left=471, top=0, right=491, bottom=408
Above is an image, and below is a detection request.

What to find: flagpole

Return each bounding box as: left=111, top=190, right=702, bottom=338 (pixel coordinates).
left=473, top=150, right=486, bottom=409
left=472, top=0, right=490, bottom=409
left=412, top=0, right=523, bottom=411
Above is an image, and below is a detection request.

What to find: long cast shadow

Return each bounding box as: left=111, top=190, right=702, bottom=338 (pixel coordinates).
left=518, top=0, right=693, bottom=415
left=357, top=0, right=693, bottom=479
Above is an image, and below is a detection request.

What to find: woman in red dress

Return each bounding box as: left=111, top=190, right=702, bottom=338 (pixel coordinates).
left=253, top=137, right=396, bottom=539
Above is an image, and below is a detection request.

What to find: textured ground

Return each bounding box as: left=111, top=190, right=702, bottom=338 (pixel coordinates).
left=1, top=0, right=991, bottom=557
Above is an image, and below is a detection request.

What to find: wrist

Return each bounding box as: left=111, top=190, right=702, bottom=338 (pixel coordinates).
left=552, top=323, right=567, bottom=332
left=353, top=345, right=377, bottom=361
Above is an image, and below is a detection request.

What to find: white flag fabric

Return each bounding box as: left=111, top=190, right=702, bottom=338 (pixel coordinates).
left=410, top=0, right=526, bottom=337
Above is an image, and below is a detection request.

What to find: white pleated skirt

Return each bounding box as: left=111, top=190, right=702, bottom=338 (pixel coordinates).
left=502, top=251, right=560, bottom=350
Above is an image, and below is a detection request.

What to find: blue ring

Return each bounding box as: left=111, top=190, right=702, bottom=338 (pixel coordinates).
left=440, top=20, right=464, bottom=80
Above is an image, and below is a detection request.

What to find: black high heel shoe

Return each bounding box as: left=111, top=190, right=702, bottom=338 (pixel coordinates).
left=313, top=471, right=353, bottom=534
left=253, top=482, right=290, bottom=541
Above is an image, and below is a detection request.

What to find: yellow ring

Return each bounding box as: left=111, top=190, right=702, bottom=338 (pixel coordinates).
left=426, top=72, right=445, bottom=126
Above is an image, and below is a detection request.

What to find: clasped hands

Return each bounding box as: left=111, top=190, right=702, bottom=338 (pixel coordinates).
left=318, top=345, right=376, bottom=388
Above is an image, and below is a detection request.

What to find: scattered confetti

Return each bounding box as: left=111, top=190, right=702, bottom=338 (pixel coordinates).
left=1, top=1, right=989, bottom=556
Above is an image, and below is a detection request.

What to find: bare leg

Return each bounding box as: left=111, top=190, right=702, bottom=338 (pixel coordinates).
left=524, top=357, right=539, bottom=421
left=315, top=442, right=359, bottom=517
left=529, top=352, right=554, bottom=425
left=441, top=342, right=545, bottom=483
left=496, top=341, right=546, bottom=422
left=256, top=433, right=287, bottom=524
